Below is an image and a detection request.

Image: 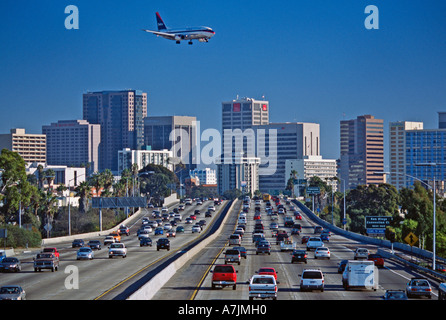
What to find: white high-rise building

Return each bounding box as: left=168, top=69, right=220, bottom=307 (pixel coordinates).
left=190, top=168, right=217, bottom=185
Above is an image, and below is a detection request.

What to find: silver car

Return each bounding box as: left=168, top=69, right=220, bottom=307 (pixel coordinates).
left=0, top=285, right=26, bottom=300
left=406, top=277, right=432, bottom=299
left=354, top=248, right=369, bottom=260
left=77, top=247, right=94, bottom=260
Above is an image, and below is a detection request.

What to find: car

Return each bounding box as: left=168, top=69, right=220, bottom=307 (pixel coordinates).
left=176, top=226, right=185, bottom=233
left=108, top=243, right=127, bottom=258
left=338, top=260, right=348, bottom=273
left=156, top=238, right=170, bottom=251
left=77, top=247, right=94, bottom=260
left=257, top=267, right=278, bottom=281
left=0, top=257, right=21, bottom=272
left=0, top=285, right=26, bottom=300
left=138, top=230, right=151, bottom=240
left=256, top=243, right=271, bottom=255
left=194, top=209, right=201, bottom=215
left=189, top=214, right=197, bottom=220
left=314, top=247, right=330, bottom=259
left=179, top=204, right=185, bottom=210
left=269, top=222, right=279, bottom=230
left=320, top=234, right=330, bottom=242
left=291, top=249, right=307, bottom=264
left=314, top=226, right=323, bottom=234
left=224, top=249, right=241, bottom=265
left=208, top=205, right=216, bottom=212
left=163, top=223, right=172, bottom=231
left=110, top=232, right=121, bottom=243
left=34, top=253, right=59, bottom=272
left=300, top=269, right=324, bottom=292
left=228, top=234, right=241, bottom=245
left=87, top=240, right=102, bottom=250
left=368, top=253, right=384, bottom=267
left=192, top=225, right=201, bottom=233
left=354, top=248, right=369, bottom=260
left=140, top=237, right=153, bottom=247
left=0, top=252, right=5, bottom=263
left=382, top=290, right=408, bottom=300
left=294, top=212, right=302, bottom=220
left=167, top=230, right=176, bottom=237
left=119, top=225, right=130, bottom=236
left=185, top=217, right=193, bottom=224
left=205, top=210, right=212, bottom=217
left=104, top=235, right=116, bottom=245
left=154, top=227, right=164, bottom=235
left=232, top=246, right=247, bottom=259
left=301, top=236, right=310, bottom=244
left=72, top=239, right=85, bottom=248
left=406, top=277, right=432, bottom=299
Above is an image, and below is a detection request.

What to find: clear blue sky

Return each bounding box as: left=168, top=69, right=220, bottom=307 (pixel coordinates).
left=1, top=0, right=446, bottom=164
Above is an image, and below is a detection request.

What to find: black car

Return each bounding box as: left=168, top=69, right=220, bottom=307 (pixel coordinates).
left=156, top=238, right=170, bottom=251
left=140, top=237, right=153, bottom=247
left=291, top=250, right=307, bottom=264
left=87, top=240, right=102, bottom=250
left=72, top=239, right=85, bottom=248
left=0, top=257, right=21, bottom=272
left=205, top=210, right=212, bottom=217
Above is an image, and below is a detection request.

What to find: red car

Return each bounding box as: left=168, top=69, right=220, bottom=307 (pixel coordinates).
left=257, top=267, right=278, bottom=281
left=301, top=236, right=310, bottom=244
left=189, top=214, right=197, bottom=220
left=295, top=213, right=302, bottom=220
left=368, top=253, right=384, bottom=268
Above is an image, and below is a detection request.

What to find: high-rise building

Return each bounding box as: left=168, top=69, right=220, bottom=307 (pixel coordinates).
left=189, top=168, right=217, bottom=185
left=83, top=90, right=147, bottom=172
left=143, top=116, right=197, bottom=174
left=0, top=128, right=46, bottom=164
left=42, top=120, right=101, bottom=174
left=117, top=148, right=173, bottom=174
left=216, top=156, right=260, bottom=195
left=340, top=115, right=384, bottom=190
left=389, top=121, right=423, bottom=190
left=253, top=122, right=320, bottom=193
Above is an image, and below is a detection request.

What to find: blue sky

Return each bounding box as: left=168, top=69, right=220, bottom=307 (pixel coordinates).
left=1, top=0, right=446, bottom=164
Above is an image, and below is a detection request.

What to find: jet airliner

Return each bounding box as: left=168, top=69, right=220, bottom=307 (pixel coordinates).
left=142, top=12, right=215, bottom=45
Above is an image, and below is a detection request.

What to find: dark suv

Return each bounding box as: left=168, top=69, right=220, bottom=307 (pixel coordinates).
left=291, top=249, right=307, bottom=264
left=156, top=238, right=170, bottom=251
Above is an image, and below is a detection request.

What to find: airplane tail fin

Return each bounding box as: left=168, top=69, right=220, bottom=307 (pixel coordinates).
left=156, top=12, right=167, bottom=31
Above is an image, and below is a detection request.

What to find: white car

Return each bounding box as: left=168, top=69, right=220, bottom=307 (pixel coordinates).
left=314, top=247, right=330, bottom=259
left=300, top=269, right=324, bottom=292
left=354, top=248, right=369, bottom=260
left=306, top=237, right=324, bottom=251
left=208, top=205, right=216, bottom=212
left=108, top=243, right=127, bottom=258
left=163, top=223, right=172, bottom=231
left=76, top=247, right=94, bottom=260
left=192, top=225, right=201, bottom=233
left=249, top=275, right=278, bottom=300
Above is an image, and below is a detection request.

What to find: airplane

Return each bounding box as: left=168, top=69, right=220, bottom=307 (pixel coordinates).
left=142, top=12, right=215, bottom=45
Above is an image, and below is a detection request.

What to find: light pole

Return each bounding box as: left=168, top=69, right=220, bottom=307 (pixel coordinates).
left=375, top=168, right=439, bottom=271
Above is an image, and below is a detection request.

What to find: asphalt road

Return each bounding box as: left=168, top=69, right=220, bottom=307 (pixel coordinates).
left=0, top=200, right=227, bottom=300
left=153, top=199, right=443, bottom=301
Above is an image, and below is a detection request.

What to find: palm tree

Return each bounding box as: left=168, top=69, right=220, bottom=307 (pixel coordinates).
left=75, top=181, right=92, bottom=213
left=45, top=169, right=56, bottom=190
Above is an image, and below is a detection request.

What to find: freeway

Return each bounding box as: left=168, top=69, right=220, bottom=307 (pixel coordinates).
left=0, top=199, right=227, bottom=300
left=154, top=197, right=443, bottom=300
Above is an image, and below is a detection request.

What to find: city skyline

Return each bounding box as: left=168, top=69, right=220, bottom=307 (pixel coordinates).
left=1, top=0, right=446, bottom=165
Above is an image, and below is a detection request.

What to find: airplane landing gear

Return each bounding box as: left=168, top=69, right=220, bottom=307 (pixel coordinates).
left=188, top=41, right=193, bottom=45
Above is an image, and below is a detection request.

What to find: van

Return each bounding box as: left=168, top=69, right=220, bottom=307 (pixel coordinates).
left=228, top=234, right=241, bottom=245
left=342, top=260, right=378, bottom=291
left=300, top=269, right=324, bottom=292
left=238, top=216, right=247, bottom=225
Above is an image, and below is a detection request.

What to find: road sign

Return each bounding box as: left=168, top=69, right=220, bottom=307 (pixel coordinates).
left=365, top=216, right=392, bottom=229
left=367, top=228, right=385, bottom=235
left=404, top=232, right=418, bottom=246
left=306, top=186, right=320, bottom=195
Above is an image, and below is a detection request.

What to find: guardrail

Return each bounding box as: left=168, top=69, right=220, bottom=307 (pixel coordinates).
left=292, top=199, right=446, bottom=282
left=127, top=199, right=238, bottom=300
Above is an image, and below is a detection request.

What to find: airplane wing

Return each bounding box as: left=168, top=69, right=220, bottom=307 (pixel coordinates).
left=142, top=29, right=176, bottom=40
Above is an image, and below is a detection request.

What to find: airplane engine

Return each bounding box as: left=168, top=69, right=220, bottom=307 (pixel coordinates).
left=198, top=38, right=209, bottom=42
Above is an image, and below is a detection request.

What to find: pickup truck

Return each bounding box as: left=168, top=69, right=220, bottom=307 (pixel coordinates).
left=306, top=237, right=324, bottom=251
left=224, top=249, right=241, bottom=265
left=108, top=243, right=127, bottom=258
left=34, top=253, right=59, bottom=272
left=248, top=275, right=278, bottom=300
left=280, top=239, right=296, bottom=252
left=211, top=264, right=238, bottom=290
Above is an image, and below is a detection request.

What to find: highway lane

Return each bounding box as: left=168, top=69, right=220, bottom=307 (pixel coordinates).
left=176, top=198, right=442, bottom=300
left=0, top=200, right=227, bottom=300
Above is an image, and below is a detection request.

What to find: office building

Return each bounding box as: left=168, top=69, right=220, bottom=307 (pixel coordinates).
left=0, top=128, right=46, bottom=164
left=144, top=116, right=197, bottom=173
left=389, top=121, right=423, bottom=190
left=189, top=167, right=217, bottom=185
left=285, top=155, right=338, bottom=191
left=253, top=122, right=320, bottom=193
left=42, top=120, right=101, bottom=174
left=83, top=90, right=147, bottom=172
left=117, top=148, right=173, bottom=174
left=217, top=156, right=260, bottom=195
left=340, top=115, right=384, bottom=190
